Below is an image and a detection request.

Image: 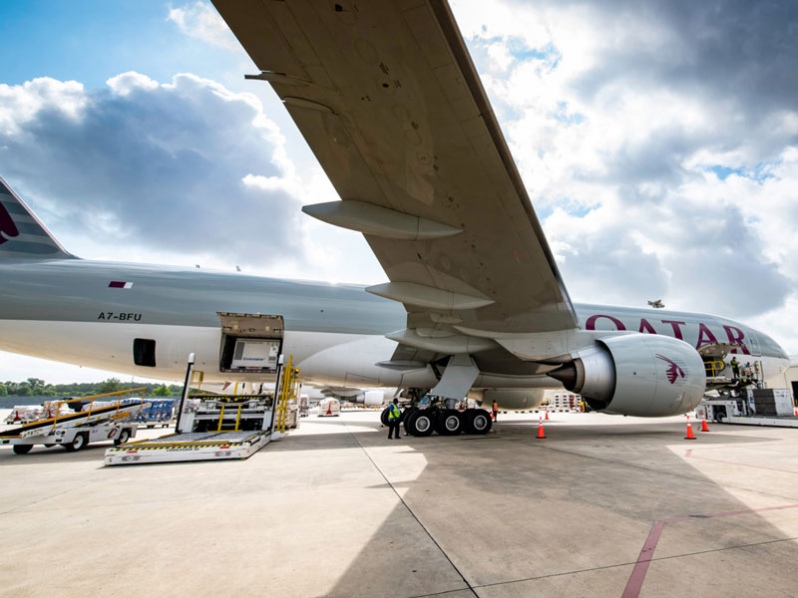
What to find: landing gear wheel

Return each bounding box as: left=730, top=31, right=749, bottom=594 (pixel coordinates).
left=114, top=428, right=131, bottom=447
left=13, top=444, right=33, bottom=455
left=409, top=410, right=435, bottom=437
left=64, top=433, right=88, bottom=452
left=402, top=407, right=418, bottom=435
left=380, top=407, right=391, bottom=427
left=436, top=409, right=463, bottom=435
left=465, top=409, right=493, bottom=435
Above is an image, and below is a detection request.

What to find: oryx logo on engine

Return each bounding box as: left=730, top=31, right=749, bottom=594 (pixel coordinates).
left=655, top=354, right=685, bottom=384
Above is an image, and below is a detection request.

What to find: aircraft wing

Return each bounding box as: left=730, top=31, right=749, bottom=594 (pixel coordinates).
left=213, top=1, right=579, bottom=353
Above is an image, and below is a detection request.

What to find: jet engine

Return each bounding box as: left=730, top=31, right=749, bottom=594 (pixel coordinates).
left=549, top=334, right=706, bottom=417
left=362, top=389, right=387, bottom=407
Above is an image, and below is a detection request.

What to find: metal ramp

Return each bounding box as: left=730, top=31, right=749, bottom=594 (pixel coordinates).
left=104, top=430, right=270, bottom=465
left=723, top=415, right=798, bottom=428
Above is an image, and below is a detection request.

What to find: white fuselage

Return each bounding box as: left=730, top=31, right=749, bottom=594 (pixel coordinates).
left=0, top=258, right=790, bottom=394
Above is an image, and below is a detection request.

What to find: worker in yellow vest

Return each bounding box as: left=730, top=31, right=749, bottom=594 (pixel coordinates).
left=387, top=398, right=402, bottom=439
left=730, top=356, right=740, bottom=380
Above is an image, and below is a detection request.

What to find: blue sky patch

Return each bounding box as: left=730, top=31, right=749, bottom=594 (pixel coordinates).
left=707, top=165, right=744, bottom=181
left=706, top=163, right=776, bottom=184
left=553, top=102, right=585, bottom=125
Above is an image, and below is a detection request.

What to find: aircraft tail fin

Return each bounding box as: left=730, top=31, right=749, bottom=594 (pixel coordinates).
left=0, top=176, right=74, bottom=260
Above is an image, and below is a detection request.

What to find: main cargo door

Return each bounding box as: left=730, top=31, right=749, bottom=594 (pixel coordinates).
left=217, top=313, right=284, bottom=375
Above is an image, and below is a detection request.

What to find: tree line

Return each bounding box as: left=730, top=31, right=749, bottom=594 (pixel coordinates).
left=0, top=377, right=181, bottom=397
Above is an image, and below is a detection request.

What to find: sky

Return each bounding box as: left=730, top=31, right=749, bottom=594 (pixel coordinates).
left=1, top=0, right=797, bottom=383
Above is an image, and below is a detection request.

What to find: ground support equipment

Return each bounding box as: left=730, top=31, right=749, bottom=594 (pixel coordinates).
left=104, top=394, right=274, bottom=466
left=697, top=388, right=798, bottom=428
left=1, top=389, right=148, bottom=454
left=104, top=430, right=270, bottom=465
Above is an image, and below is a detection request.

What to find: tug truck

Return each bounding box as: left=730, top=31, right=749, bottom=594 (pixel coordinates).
left=0, top=390, right=148, bottom=454
left=697, top=388, right=798, bottom=427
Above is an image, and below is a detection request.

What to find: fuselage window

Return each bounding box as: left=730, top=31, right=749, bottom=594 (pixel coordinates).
left=133, top=338, right=156, bottom=367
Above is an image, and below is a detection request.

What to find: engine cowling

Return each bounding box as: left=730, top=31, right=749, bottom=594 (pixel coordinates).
left=549, top=334, right=706, bottom=417
left=362, top=390, right=387, bottom=407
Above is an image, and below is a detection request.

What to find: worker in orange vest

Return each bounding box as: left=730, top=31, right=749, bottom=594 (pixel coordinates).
left=492, top=400, right=499, bottom=422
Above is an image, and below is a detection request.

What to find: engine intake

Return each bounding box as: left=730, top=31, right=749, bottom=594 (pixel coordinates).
left=549, top=334, right=706, bottom=417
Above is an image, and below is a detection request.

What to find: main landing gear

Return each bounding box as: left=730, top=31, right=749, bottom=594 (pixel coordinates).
left=380, top=402, right=493, bottom=437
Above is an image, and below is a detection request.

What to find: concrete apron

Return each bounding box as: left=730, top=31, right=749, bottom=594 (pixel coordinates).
left=1, top=410, right=797, bottom=597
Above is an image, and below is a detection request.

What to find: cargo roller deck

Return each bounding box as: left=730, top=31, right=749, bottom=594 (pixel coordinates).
left=105, top=430, right=271, bottom=465
left=104, top=394, right=279, bottom=465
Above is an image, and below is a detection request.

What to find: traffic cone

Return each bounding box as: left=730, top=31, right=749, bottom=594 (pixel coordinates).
left=536, top=417, right=546, bottom=439
left=700, top=414, right=710, bottom=432
left=544, top=409, right=549, bottom=421
left=685, top=416, right=696, bottom=440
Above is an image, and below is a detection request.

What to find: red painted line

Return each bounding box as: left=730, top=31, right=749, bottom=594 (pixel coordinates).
left=622, top=520, right=665, bottom=598
left=622, top=504, right=798, bottom=597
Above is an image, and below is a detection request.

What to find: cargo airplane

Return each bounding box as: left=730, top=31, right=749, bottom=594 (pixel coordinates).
left=0, top=0, right=790, bottom=436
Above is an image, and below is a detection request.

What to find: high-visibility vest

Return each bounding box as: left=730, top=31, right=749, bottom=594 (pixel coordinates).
left=389, top=404, right=401, bottom=419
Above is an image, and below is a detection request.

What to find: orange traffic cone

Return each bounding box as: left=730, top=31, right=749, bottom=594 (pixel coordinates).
left=685, top=416, right=696, bottom=440
left=536, top=417, right=546, bottom=439
left=700, top=414, right=710, bottom=432
left=544, top=409, right=549, bottom=421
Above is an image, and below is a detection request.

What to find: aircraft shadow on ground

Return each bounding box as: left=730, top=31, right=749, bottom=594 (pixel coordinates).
left=276, top=415, right=798, bottom=597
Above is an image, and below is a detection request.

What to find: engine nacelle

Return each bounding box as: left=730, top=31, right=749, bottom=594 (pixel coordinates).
left=480, top=389, right=546, bottom=410
left=549, top=334, right=706, bottom=417
left=363, top=390, right=386, bottom=407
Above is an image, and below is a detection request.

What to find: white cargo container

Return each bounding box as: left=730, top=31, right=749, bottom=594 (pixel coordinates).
left=317, top=398, right=341, bottom=417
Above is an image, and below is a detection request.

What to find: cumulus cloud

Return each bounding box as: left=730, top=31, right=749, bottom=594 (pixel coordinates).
left=452, top=0, right=798, bottom=327
left=0, top=78, right=87, bottom=135
left=167, top=2, right=240, bottom=51
left=0, top=72, right=316, bottom=270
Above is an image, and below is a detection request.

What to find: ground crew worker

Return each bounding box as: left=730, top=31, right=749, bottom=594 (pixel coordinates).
left=730, top=356, right=740, bottom=380
left=387, top=398, right=402, bottom=439
left=492, top=400, right=499, bottom=422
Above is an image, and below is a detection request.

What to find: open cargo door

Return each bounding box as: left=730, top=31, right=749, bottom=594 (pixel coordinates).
left=218, top=313, right=284, bottom=375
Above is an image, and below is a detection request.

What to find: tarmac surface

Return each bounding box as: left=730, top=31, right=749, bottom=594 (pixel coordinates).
left=1, top=408, right=797, bottom=597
